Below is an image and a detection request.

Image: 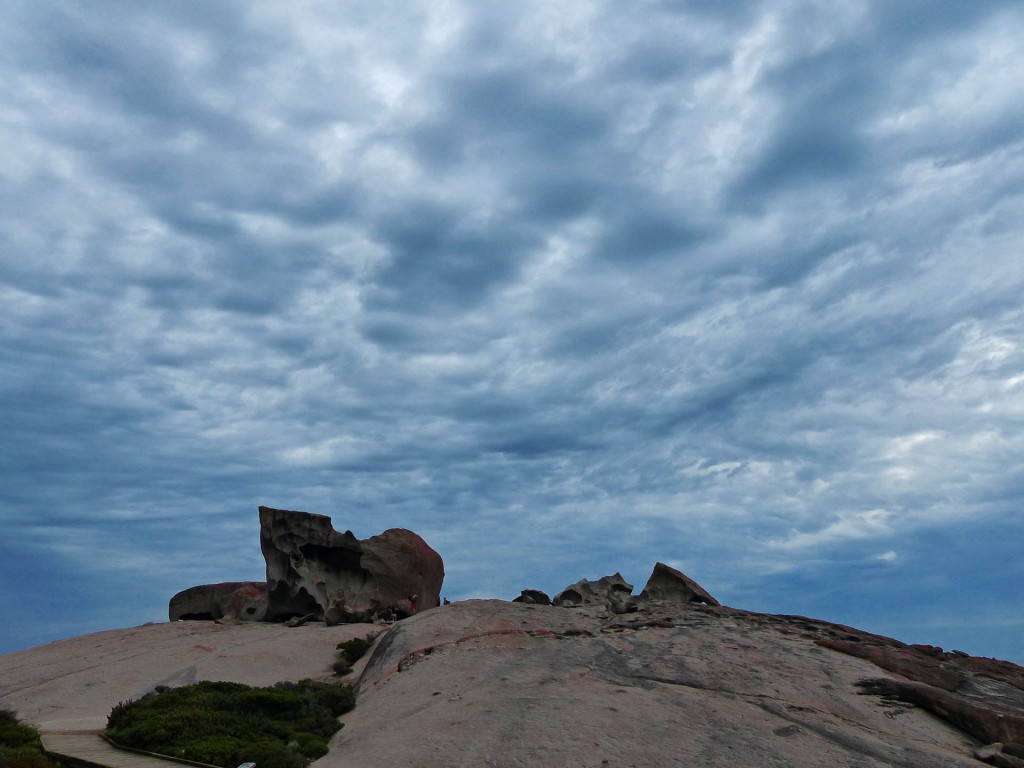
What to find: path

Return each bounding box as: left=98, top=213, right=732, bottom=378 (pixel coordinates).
left=40, top=732, right=205, bottom=768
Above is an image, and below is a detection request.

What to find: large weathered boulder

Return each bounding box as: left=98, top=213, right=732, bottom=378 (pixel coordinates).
left=552, top=572, right=635, bottom=612
left=639, top=561, right=720, bottom=606
left=168, top=582, right=268, bottom=622
left=259, top=506, right=444, bottom=625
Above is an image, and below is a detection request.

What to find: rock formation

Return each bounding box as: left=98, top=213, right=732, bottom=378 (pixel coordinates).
left=259, top=506, right=444, bottom=624
left=168, top=581, right=268, bottom=622
left=511, top=589, right=551, bottom=605
left=551, top=572, right=635, bottom=609
left=639, top=561, right=720, bottom=606
left=543, top=562, right=718, bottom=615
left=168, top=506, right=444, bottom=626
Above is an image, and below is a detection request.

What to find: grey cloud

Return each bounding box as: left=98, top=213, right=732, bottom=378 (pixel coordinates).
left=16, top=5, right=255, bottom=142
left=363, top=200, right=537, bottom=315
left=511, top=176, right=605, bottom=222
left=869, top=0, right=1018, bottom=44
left=444, top=69, right=610, bottom=155
left=729, top=51, right=879, bottom=209
left=486, top=429, right=599, bottom=459
left=592, top=205, right=710, bottom=263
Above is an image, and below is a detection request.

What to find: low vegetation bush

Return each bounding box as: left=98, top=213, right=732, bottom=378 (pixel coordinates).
left=0, top=710, right=59, bottom=768
left=105, top=679, right=354, bottom=768
left=332, top=636, right=374, bottom=676
left=336, top=637, right=372, bottom=665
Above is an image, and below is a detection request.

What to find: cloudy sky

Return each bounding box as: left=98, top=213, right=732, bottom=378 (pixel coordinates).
left=2, top=1, right=1023, bottom=661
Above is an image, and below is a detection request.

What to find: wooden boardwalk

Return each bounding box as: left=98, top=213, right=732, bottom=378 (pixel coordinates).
left=40, top=733, right=199, bottom=768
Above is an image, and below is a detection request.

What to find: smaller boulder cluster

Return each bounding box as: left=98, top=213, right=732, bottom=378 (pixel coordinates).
left=512, top=562, right=719, bottom=614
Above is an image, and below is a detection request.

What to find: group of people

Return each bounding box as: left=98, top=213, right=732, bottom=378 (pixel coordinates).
left=379, top=594, right=419, bottom=624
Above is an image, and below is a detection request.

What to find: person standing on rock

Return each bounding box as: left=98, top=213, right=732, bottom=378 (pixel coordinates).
left=410, top=594, right=418, bottom=614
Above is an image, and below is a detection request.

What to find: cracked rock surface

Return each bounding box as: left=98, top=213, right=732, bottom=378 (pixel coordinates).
left=332, top=599, right=988, bottom=768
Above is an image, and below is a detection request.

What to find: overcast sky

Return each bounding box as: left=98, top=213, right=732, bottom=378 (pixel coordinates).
left=2, top=1, right=1023, bottom=661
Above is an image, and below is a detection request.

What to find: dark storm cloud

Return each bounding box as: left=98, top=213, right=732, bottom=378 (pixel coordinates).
left=729, top=0, right=1023, bottom=213
left=362, top=199, right=538, bottom=315
left=871, top=0, right=1017, bottom=43
left=440, top=68, right=610, bottom=158
left=733, top=47, right=876, bottom=203
left=1, top=1, right=1023, bottom=661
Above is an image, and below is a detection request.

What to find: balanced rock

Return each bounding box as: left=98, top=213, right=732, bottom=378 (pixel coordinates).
left=168, top=581, right=268, bottom=622
left=259, top=506, right=444, bottom=624
left=639, top=561, right=720, bottom=606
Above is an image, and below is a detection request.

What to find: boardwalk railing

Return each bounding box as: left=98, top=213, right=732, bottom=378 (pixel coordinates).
left=40, top=733, right=221, bottom=768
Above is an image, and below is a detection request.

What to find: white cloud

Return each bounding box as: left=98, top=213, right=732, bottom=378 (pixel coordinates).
left=768, top=508, right=893, bottom=551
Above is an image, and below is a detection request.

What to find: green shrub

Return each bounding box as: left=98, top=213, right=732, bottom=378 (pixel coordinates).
left=310, top=684, right=356, bottom=717
left=0, top=748, right=56, bottom=768
left=0, top=711, right=58, bottom=768
left=183, top=735, right=244, bottom=767
left=238, top=740, right=307, bottom=768
left=336, top=637, right=373, bottom=665
left=105, top=680, right=351, bottom=767
left=0, top=724, right=39, bottom=750
left=290, top=732, right=329, bottom=759
left=106, top=699, right=135, bottom=731
left=236, top=688, right=306, bottom=717
left=332, top=635, right=374, bottom=676
left=0, top=712, right=40, bottom=752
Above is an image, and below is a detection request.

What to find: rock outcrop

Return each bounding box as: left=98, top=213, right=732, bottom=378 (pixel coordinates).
left=639, top=561, right=720, bottom=606
left=552, top=572, right=635, bottom=610
left=544, top=563, right=718, bottom=615
left=259, top=506, right=444, bottom=624
left=511, top=589, right=551, bottom=605
left=800, top=624, right=1024, bottom=766
left=857, top=677, right=1024, bottom=764
left=168, top=581, right=268, bottom=622
left=337, top=599, right=1005, bottom=767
